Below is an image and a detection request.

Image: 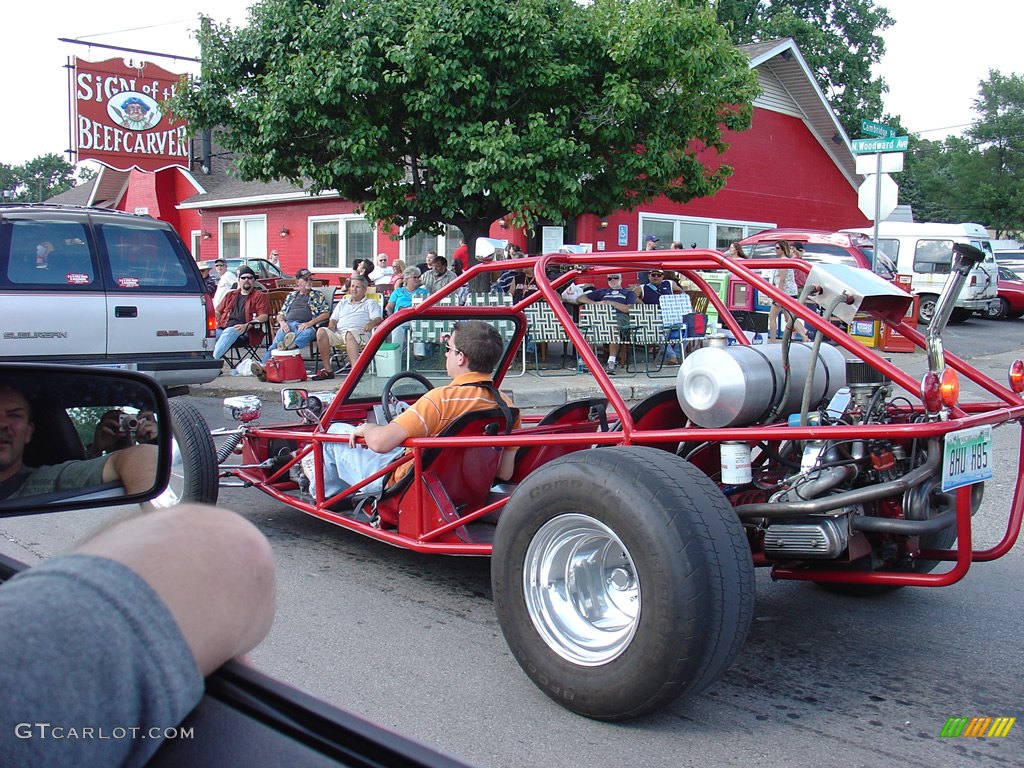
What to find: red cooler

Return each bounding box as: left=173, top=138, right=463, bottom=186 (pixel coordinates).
left=266, top=349, right=307, bottom=382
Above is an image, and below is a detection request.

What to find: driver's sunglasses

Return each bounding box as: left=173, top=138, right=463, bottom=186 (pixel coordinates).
left=442, top=334, right=461, bottom=355
left=239, top=275, right=255, bottom=280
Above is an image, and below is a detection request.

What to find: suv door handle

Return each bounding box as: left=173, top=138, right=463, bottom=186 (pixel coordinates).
left=114, top=306, right=138, bottom=318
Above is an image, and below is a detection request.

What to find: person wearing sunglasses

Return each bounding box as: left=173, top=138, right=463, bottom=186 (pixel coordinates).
left=320, top=320, right=520, bottom=496
left=577, top=274, right=637, bottom=374
left=212, top=266, right=270, bottom=360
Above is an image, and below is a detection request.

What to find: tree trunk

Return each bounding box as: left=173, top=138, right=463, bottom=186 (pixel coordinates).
left=457, top=220, right=497, bottom=294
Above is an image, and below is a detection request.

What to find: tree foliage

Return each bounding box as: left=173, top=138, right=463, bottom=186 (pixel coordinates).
left=172, top=0, right=758, bottom=248
left=900, top=71, right=1024, bottom=237
left=0, top=154, right=80, bottom=203
left=715, top=0, right=893, bottom=138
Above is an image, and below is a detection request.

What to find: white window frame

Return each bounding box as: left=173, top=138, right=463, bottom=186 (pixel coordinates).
left=400, top=222, right=463, bottom=263
left=308, top=214, right=375, bottom=274
left=637, top=213, right=775, bottom=251
left=218, top=215, right=267, bottom=261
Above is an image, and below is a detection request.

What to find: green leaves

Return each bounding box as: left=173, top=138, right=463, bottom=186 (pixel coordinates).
left=0, top=154, right=80, bottom=203
left=172, top=0, right=757, bottom=239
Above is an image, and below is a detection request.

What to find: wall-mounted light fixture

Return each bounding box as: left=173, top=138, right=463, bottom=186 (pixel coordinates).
left=598, top=217, right=609, bottom=230
left=498, top=217, right=508, bottom=229
left=202, top=231, right=211, bottom=240
left=279, top=227, right=290, bottom=237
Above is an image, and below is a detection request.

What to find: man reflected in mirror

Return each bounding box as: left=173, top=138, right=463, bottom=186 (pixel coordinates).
left=0, top=386, right=156, bottom=500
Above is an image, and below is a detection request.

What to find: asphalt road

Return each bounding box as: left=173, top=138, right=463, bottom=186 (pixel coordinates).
left=1, top=316, right=1022, bottom=767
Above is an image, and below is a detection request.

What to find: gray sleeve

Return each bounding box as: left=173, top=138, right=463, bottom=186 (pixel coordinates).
left=12, top=456, right=109, bottom=499
left=0, top=554, right=203, bottom=768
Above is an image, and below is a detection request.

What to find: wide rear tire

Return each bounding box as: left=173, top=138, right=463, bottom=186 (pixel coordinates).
left=492, top=446, right=754, bottom=720
left=151, top=398, right=219, bottom=507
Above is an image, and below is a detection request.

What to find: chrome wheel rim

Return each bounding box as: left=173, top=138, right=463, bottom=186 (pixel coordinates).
left=150, top=436, right=184, bottom=508
left=523, top=513, right=640, bottom=666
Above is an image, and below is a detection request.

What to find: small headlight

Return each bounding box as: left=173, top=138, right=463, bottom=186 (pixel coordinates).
left=223, top=395, right=262, bottom=422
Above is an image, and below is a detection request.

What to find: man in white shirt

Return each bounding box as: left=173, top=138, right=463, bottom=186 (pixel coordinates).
left=312, top=275, right=382, bottom=380
left=211, top=258, right=237, bottom=308
left=368, top=253, right=394, bottom=286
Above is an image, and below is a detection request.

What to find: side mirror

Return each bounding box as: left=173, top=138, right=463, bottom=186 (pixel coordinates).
left=0, top=364, right=171, bottom=516
left=281, top=388, right=310, bottom=411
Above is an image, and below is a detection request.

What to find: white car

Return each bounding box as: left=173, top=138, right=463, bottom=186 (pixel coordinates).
left=0, top=205, right=221, bottom=390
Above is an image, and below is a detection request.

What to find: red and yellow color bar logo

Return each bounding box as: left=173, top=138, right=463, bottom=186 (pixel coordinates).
left=941, top=717, right=1016, bottom=738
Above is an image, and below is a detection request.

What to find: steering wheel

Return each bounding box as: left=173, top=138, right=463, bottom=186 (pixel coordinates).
left=381, top=371, right=434, bottom=423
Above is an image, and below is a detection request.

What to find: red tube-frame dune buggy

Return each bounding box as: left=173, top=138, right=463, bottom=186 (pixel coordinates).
left=169, top=245, right=1024, bottom=721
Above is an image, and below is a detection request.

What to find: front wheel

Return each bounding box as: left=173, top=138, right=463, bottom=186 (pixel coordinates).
left=492, top=447, right=754, bottom=720
left=151, top=398, right=219, bottom=508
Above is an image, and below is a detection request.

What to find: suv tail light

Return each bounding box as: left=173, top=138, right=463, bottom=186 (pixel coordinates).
left=969, top=275, right=978, bottom=287
left=204, top=294, right=217, bottom=338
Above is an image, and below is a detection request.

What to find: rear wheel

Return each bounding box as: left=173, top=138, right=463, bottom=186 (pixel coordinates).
left=151, top=398, right=219, bottom=507
left=917, top=294, right=938, bottom=325
left=492, top=447, right=754, bottom=720
left=985, top=298, right=1009, bottom=320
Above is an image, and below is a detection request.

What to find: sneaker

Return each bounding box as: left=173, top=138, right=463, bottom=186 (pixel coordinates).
left=278, top=332, right=297, bottom=350
left=312, top=368, right=335, bottom=380
left=664, top=355, right=680, bottom=366
left=606, top=361, right=617, bottom=375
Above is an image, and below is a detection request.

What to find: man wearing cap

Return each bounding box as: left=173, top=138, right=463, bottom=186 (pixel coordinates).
left=262, top=269, right=331, bottom=364
left=212, top=266, right=271, bottom=360
left=577, top=274, right=636, bottom=375
left=212, top=258, right=237, bottom=308
left=638, top=270, right=689, bottom=365
left=644, top=235, right=660, bottom=250
left=196, top=261, right=218, bottom=295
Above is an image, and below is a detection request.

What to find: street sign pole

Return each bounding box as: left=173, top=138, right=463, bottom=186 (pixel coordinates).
left=873, top=152, right=882, bottom=274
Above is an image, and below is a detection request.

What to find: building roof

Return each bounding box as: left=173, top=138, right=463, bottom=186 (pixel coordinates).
left=738, top=38, right=858, bottom=187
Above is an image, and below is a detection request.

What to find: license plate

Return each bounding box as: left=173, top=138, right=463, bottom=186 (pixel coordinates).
left=941, top=425, right=993, bottom=492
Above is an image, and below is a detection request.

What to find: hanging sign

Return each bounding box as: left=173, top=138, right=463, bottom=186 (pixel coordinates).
left=72, top=57, right=190, bottom=172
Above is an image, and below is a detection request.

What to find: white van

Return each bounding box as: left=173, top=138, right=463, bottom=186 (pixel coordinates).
left=844, top=222, right=999, bottom=323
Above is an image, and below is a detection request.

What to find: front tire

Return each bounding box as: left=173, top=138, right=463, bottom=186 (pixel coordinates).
left=152, top=398, right=219, bottom=507
left=492, top=447, right=754, bottom=720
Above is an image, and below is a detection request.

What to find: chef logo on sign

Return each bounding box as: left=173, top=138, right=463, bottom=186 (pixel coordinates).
left=108, top=92, right=162, bottom=131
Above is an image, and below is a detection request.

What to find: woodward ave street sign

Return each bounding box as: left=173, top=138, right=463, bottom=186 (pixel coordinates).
left=852, top=136, right=909, bottom=154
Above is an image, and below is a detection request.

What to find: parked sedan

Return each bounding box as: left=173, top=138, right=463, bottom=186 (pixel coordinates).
left=223, top=257, right=289, bottom=290
left=984, top=266, right=1024, bottom=320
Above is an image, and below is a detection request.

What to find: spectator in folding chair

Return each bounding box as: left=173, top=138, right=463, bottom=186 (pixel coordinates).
left=577, top=274, right=636, bottom=375
left=212, top=266, right=270, bottom=360
left=261, top=268, right=331, bottom=364
left=637, top=269, right=687, bottom=364
left=312, top=275, right=382, bottom=380
left=420, top=255, right=457, bottom=294
left=385, top=267, right=429, bottom=349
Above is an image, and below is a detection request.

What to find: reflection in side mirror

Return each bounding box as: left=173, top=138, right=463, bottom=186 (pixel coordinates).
left=280, top=388, right=309, bottom=411
left=0, top=364, right=171, bottom=516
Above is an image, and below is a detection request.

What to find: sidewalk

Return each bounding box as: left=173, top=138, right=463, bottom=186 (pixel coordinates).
left=188, top=344, right=1020, bottom=410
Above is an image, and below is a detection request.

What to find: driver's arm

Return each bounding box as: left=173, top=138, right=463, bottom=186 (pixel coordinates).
left=102, top=444, right=159, bottom=496
left=350, top=421, right=409, bottom=454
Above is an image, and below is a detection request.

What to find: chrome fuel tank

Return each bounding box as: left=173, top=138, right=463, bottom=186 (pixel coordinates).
left=676, top=342, right=847, bottom=428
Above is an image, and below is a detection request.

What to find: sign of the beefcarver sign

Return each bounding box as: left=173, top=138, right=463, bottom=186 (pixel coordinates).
left=73, top=57, right=189, bottom=172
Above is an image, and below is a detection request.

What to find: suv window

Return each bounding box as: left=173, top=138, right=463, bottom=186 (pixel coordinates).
left=913, top=239, right=954, bottom=274
left=3, top=219, right=96, bottom=288
left=100, top=223, right=196, bottom=290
